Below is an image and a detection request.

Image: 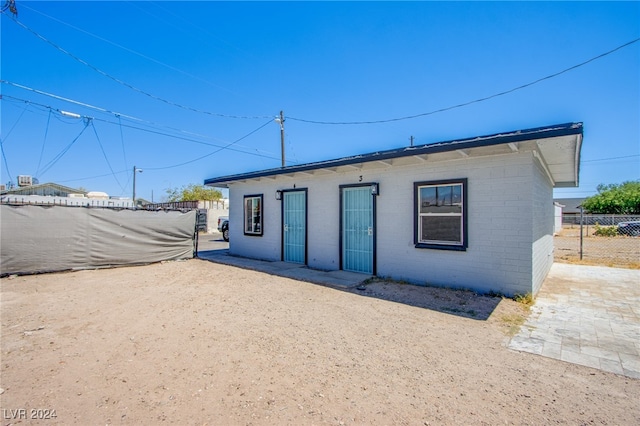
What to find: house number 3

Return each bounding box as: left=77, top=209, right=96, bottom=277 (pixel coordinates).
left=359, top=175, right=363, bottom=182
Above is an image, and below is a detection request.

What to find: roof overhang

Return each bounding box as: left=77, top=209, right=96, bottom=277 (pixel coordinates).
left=205, top=122, right=583, bottom=188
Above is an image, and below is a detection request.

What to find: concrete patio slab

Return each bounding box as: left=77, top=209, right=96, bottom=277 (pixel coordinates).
left=197, top=248, right=368, bottom=289
left=509, top=263, right=640, bottom=379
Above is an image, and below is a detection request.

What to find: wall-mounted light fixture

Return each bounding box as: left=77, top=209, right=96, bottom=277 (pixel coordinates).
left=275, top=190, right=282, bottom=200
left=371, top=183, right=379, bottom=196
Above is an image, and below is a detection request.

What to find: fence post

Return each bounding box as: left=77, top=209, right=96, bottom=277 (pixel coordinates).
left=586, top=214, right=590, bottom=237
left=579, top=206, right=584, bottom=260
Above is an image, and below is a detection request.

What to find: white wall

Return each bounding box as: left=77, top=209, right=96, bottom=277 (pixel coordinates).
left=554, top=203, right=563, bottom=235
left=228, top=186, right=281, bottom=261
left=228, top=150, right=551, bottom=296
left=202, top=207, right=229, bottom=233
left=374, top=152, right=535, bottom=296
left=531, top=156, right=555, bottom=295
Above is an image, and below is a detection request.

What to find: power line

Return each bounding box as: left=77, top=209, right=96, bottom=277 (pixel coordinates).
left=89, top=120, right=125, bottom=192
left=0, top=95, right=288, bottom=166
left=582, top=154, right=639, bottom=163
left=50, top=120, right=277, bottom=182
left=5, top=15, right=271, bottom=120
left=4, top=93, right=638, bottom=171
left=38, top=119, right=90, bottom=178
left=2, top=80, right=139, bottom=120
left=0, top=139, right=14, bottom=184
left=0, top=91, right=280, bottom=157
left=140, top=1, right=257, bottom=62
left=0, top=100, right=28, bottom=144
left=34, top=109, right=52, bottom=177
left=1, top=84, right=281, bottom=155
left=56, top=169, right=128, bottom=184
left=4, top=6, right=638, bottom=128
left=144, top=119, right=274, bottom=171
left=20, top=2, right=240, bottom=97
left=117, top=115, right=130, bottom=191
left=93, top=116, right=284, bottom=162
left=288, top=38, right=640, bottom=125
left=1, top=83, right=232, bottom=147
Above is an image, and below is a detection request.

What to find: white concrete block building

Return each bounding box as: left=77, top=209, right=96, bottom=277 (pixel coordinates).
left=205, top=122, right=583, bottom=296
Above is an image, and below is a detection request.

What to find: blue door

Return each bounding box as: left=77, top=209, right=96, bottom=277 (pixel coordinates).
left=283, top=190, right=306, bottom=264
left=342, top=186, right=374, bottom=274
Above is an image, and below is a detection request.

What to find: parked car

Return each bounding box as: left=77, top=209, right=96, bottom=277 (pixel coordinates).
left=217, top=216, right=229, bottom=241
left=617, top=220, right=640, bottom=236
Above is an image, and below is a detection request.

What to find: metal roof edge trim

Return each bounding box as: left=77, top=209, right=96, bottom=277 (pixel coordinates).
left=574, top=131, right=583, bottom=187
left=204, top=122, right=583, bottom=186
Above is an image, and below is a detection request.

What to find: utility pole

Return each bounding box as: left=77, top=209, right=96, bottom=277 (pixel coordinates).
left=276, top=111, right=285, bottom=168
left=132, top=166, right=143, bottom=209
left=410, top=135, right=415, bottom=147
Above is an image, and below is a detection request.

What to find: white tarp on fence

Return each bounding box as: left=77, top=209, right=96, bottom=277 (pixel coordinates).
left=0, top=205, right=196, bottom=276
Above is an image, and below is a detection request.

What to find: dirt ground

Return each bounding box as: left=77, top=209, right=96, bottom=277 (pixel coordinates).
left=554, top=226, right=640, bottom=269
left=1, top=259, right=638, bottom=425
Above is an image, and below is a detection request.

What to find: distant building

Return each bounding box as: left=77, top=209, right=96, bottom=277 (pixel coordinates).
left=553, top=197, right=586, bottom=215
left=86, top=191, right=109, bottom=199
left=0, top=182, right=86, bottom=197
left=0, top=180, right=133, bottom=208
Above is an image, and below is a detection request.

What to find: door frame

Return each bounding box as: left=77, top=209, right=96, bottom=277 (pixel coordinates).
left=339, top=183, right=378, bottom=275
left=280, top=188, right=308, bottom=265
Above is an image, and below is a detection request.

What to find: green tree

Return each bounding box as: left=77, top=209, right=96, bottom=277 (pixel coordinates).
left=581, top=180, right=640, bottom=214
left=165, top=184, right=222, bottom=202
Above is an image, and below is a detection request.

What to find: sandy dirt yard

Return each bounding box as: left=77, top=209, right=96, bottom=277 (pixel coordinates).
left=1, top=259, right=638, bottom=425
left=554, top=226, right=640, bottom=269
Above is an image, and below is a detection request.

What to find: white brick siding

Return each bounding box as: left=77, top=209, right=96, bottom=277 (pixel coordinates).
left=228, top=150, right=554, bottom=296
left=531, top=155, right=555, bottom=295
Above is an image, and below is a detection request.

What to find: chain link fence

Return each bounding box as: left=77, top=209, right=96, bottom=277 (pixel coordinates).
left=555, top=214, right=640, bottom=268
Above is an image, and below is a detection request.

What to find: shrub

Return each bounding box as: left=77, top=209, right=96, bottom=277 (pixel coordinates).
left=513, top=293, right=534, bottom=307
left=593, top=224, right=618, bottom=237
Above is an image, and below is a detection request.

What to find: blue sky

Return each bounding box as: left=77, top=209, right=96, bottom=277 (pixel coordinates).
left=1, top=1, right=638, bottom=202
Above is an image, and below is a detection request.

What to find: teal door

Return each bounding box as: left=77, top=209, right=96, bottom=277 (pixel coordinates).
left=283, top=190, right=306, bottom=264
left=341, top=186, right=374, bottom=274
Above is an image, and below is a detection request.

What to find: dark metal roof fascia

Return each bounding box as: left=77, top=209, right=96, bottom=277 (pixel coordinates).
left=204, top=122, right=583, bottom=186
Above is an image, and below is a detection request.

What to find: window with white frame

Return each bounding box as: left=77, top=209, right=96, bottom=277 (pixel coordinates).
left=414, top=179, right=467, bottom=250
left=244, top=194, right=263, bottom=236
